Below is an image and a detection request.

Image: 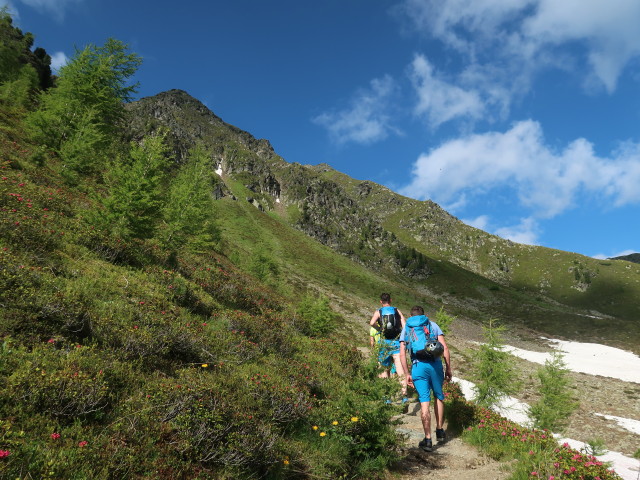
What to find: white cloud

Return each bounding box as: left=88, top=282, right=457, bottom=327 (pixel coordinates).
left=17, top=0, right=82, bottom=21
left=399, top=120, right=640, bottom=219
left=49, top=51, right=68, bottom=72
left=409, top=54, right=484, bottom=127
left=398, top=0, right=640, bottom=95
left=592, top=249, right=637, bottom=260
left=312, top=75, right=401, bottom=145
left=462, top=214, right=490, bottom=231
left=495, top=217, right=539, bottom=245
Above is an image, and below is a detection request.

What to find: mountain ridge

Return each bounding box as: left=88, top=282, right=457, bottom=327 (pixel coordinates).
left=125, top=89, right=640, bottom=352
left=611, top=252, right=640, bottom=264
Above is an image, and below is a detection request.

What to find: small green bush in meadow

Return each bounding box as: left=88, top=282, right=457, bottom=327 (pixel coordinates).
left=434, top=306, right=456, bottom=334
left=295, top=294, right=339, bottom=337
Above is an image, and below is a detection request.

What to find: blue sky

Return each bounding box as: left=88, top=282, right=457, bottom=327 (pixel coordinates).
left=5, top=0, right=640, bottom=259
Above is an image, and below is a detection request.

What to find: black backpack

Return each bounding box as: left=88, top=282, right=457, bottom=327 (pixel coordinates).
left=378, top=307, right=402, bottom=340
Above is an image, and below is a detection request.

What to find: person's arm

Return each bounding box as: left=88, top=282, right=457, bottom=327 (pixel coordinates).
left=397, top=309, right=406, bottom=327
left=369, top=310, right=381, bottom=329
left=438, top=334, right=452, bottom=381
left=400, top=341, right=413, bottom=387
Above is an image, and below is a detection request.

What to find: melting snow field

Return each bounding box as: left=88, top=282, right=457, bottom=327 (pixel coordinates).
left=504, top=339, right=640, bottom=384
left=453, top=339, right=640, bottom=480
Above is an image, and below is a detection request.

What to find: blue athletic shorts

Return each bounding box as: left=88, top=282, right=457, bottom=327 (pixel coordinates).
left=411, top=360, right=444, bottom=403
left=377, top=339, right=400, bottom=366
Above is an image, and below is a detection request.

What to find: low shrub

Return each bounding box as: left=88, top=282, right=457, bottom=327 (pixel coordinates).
left=457, top=384, right=621, bottom=480
left=294, top=294, right=339, bottom=337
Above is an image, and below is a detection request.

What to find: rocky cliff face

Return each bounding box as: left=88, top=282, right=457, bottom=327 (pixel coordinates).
left=125, top=90, right=430, bottom=278
left=124, top=90, right=640, bottom=327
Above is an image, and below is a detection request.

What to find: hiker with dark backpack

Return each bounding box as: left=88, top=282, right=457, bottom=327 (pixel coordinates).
left=369, top=293, right=408, bottom=402
left=399, top=305, right=452, bottom=452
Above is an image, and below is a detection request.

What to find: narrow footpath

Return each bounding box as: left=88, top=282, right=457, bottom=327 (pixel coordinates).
left=390, top=400, right=509, bottom=480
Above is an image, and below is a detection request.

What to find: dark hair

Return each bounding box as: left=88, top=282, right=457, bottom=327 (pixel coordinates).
left=380, top=293, right=391, bottom=303
left=410, top=305, right=424, bottom=316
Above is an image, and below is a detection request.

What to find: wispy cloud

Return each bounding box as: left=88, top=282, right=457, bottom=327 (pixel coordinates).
left=462, top=215, right=539, bottom=245
left=312, top=75, right=401, bottom=145
left=409, top=54, right=484, bottom=128
left=397, top=0, right=640, bottom=97
left=494, top=217, right=539, bottom=245
left=462, top=214, right=490, bottom=231
left=17, top=0, right=82, bottom=21
left=49, top=51, right=68, bottom=73
left=592, top=249, right=636, bottom=260
left=399, top=120, right=640, bottom=218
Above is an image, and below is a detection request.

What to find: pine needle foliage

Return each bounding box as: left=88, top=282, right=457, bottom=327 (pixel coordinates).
left=160, top=144, right=220, bottom=252
left=471, top=318, right=521, bottom=408
left=26, top=38, right=141, bottom=179
left=528, top=351, right=579, bottom=432
left=94, top=133, right=170, bottom=240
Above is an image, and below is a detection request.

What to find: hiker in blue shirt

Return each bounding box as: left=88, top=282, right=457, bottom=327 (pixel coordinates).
left=369, top=293, right=407, bottom=402
left=399, top=305, right=452, bottom=452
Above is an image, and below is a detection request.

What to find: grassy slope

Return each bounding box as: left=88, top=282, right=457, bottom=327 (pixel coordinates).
left=124, top=89, right=640, bottom=353
left=312, top=166, right=640, bottom=352
left=212, top=174, right=435, bottom=341
left=0, top=105, right=404, bottom=479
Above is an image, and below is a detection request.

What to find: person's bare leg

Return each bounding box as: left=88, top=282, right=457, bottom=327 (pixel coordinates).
left=433, top=398, right=444, bottom=429
left=391, top=353, right=407, bottom=396
left=419, top=401, right=432, bottom=438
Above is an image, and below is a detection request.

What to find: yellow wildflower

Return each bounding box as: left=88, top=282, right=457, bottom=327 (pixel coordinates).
left=332, top=421, right=338, bottom=425
left=283, top=459, right=290, bottom=465
left=312, top=425, right=318, bottom=430
left=351, top=417, right=359, bottom=422
left=319, top=432, right=326, bottom=437
left=201, top=364, right=208, bottom=368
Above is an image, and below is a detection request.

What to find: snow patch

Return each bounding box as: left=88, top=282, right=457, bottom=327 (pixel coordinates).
left=503, top=339, right=640, bottom=384
left=594, top=413, right=640, bottom=435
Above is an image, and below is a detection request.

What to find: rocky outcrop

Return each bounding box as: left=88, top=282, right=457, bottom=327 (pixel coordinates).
left=125, top=90, right=430, bottom=279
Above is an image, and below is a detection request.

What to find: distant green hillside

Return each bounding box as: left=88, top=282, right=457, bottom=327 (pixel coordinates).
left=125, top=90, right=640, bottom=353
left=611, top=252, right=640, bottom=264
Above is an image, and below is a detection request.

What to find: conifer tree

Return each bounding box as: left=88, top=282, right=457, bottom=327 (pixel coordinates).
left=0, top=8, right=42, bottom=108
left=95, top=133, right=170, bottom=240
left=529, top=351, right=578, bottom=432
left=472, top=318, right=521, bottom=408
left=26, top=38, right=141, bottom=179
left=160, top=144, right=219, bottom=252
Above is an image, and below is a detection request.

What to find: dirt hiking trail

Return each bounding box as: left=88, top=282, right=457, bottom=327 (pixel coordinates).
left=389, top=400, right=509, bottom=480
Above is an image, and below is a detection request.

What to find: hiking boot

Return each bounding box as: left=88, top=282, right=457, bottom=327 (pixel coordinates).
left=418, top=437, right=433, bottom=452
left=436, top=428, right=446, bottom=443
